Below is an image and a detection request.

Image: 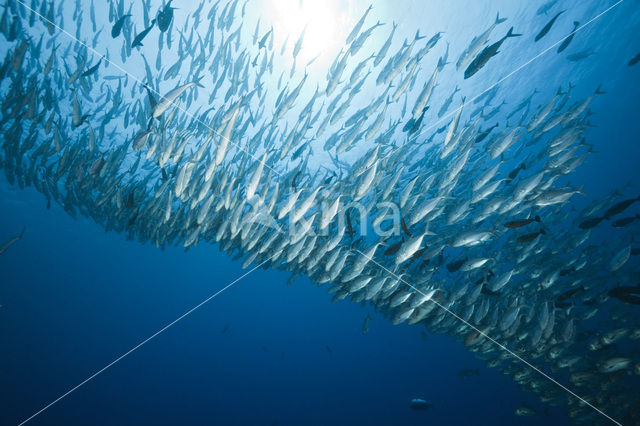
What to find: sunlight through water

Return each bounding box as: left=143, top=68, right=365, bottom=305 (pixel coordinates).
left=263, top=0, right=352, bottom=69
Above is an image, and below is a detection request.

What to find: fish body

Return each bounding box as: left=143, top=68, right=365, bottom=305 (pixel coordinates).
left=535, top=10, right=564, bottom=42
left=410, top=399, right=431, bottom=411
left=132, top=19, right=156, bottom=48
left=157, top=0, right=175, bottom=32
left=111, top=14, right=131, bottom=38
left=464, top=27, right=522, bottom=79
left=0, top=227, right=26, bottom=255
left=456, top=13, right=507, bottom=71
left=152, top=78, right=204, bottom=119
left=504, top=215, right=540, bottom=229
left=557, top=21, right=580, bottom=53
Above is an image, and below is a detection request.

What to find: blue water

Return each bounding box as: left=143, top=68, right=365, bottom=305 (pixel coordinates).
left=2, top=0, right=640, bottom=425
left=1, top=183, right=567, bottom=425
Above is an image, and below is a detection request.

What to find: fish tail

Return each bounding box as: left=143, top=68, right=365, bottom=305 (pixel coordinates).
left=595, top=84, right=606, bottom=95
left=19, top=226, right=26, bottom=238
left=193, top=75, right=205, bottom=88
left=506, top=27, right=522, bottom=38
left=414, top=30, right=425, bottom=41
left=495, top=12, right=507, bottom=24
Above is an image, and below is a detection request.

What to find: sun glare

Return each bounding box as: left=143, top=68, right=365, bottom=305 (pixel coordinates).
left=264, top=0, right=350, bottom=68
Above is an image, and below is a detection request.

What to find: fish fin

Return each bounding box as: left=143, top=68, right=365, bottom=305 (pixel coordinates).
left=193, top=76, right=205, bottom=88
left=534, top=215, right=541, bottom=223
left=19, top=226, right=26, bottom=238
left=506, top=27, right=522, bottom=38
left=495, top=12, right=507, bottom=24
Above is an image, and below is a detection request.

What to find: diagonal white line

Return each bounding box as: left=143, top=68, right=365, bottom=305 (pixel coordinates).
left=9, top=1, right=627, bottom=423
left=18, top=260, right=268, bottom=426
left=413, top=0, right=625, bottom=140
left=12, top=0, right=284, bottom=179
left=351, top=248, right=622, bottom=425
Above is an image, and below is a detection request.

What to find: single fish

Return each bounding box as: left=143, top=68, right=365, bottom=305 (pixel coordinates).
left=132, top=19, right=156, bottom=48
left=578, top=216, right=604, bottom=229
left=0, top=227, right=26, bottom=255
left=608, top=286, right=640, bottom=305
left=157, top=0, right=175, bottom=32
left=152, top=78, right=204, bottom=119
left=410, top=398, right=432, bottom=410
left=464, top=27, right=522, bottom=79
left=604, top=196, right=640, bottom=219
left=504, top=215, right=541, bottom=229
left=537, top=0, right=559, bottom=15
left=81, top=56, right=103, bottom=77
left=535, top=10, right=564, bottom=42
left=111, top=14, right=131, bottom=38
left=557, top=21, right=580, bottom=53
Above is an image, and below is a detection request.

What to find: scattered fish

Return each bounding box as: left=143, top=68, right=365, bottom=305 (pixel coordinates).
left=0, top=4, right=636, bottom=424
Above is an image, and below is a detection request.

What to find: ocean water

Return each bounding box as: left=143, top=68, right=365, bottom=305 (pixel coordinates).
left=1, top=0, right=640, bottom=425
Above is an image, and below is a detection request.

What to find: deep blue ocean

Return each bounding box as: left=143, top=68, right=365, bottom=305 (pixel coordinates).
left=0, top=184, right=571, bottom=425
left=1, top=0, right=640, bottom=425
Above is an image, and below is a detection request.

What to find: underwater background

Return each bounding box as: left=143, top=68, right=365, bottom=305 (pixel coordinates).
left=1, top=0, right=640, bottom=425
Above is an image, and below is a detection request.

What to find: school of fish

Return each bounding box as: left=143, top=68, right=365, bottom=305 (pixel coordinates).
left=0, top=0, right=639, bottom=423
